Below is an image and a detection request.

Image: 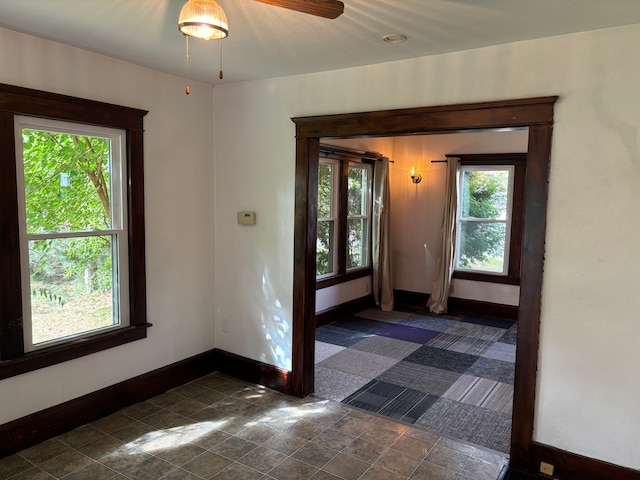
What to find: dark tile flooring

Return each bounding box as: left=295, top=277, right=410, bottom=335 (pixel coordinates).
left=314, top=308, right=516, bottom=453
left=1, top=372, right=509, bottom=479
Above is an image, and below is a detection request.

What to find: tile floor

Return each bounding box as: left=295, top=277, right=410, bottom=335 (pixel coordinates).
left=0, top=372, right=508, bottom=480
left=314, top=308, right=516, bottom=453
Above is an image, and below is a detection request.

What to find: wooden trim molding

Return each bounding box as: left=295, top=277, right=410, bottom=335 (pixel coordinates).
left=0, top=324, right=152, bottom=380
left=448, top=297, right=518, bottom=321
left=0, top=82, right=149, bottom=377
left=530, top=442, right=640, bottom=480
left=0, top=348, right=293, bottom=458
left=0, top=350, right=219, bottom=457
left=291, top=96, right=558, bottom=469
left=212, top=349, right=292, bottom=395
left=315, top=294, right=375, bottom=328
left=393, top=289, right=517, bottom=321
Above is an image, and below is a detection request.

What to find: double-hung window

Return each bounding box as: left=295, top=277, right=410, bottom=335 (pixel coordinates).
left=346, top=163, right=371, bottom=270
left=316, top=146, right=373, bottom=283
left=0, top=83, right=148, bottom=379
left=453, top=153, right=526, bottom=284
left=15, top=117, right=129, bottom=351
left=317, top=159, right=339, bottom=277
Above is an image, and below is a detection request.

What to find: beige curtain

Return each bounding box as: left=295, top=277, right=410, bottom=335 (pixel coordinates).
left=427, top=157, right=459, bottom=314
left=372, top=157, right=393, bottom=311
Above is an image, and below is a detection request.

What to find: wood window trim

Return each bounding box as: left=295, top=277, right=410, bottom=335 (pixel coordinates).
left=0, top=83, right=150, bottom=380
left=316, top=267, right=372, bottom=290
left=451, top=153, right=526, bottom=285
left=316, top=146, right=375, bottom=281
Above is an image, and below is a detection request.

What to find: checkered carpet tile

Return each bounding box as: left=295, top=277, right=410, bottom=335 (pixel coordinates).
left=314, top=308, right=517, bottom=453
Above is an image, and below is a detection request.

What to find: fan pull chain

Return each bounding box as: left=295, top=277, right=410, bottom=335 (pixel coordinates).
left=185, top=36, right=191, bottom=94
left=219, top=38, right=224, bottom=80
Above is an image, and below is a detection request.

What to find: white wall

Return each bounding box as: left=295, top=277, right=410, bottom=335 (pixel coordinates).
left=0, top=28, right=216, bottom=424
left=213, top=24, right=640, bottom=469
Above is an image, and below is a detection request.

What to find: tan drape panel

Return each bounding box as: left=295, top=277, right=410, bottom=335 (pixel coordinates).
left=372, top=157, right=393, bottom=311
left=427, top=157, right=459, bottom=314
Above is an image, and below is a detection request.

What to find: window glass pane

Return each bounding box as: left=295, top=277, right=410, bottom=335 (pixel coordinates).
left=22, top=129, right=112, bottom=234
left=318, top=163, right=333, bottom=218
left=316, top=220, right=335, bottom=276
left=457, top=221, right=506, bottom=272
left=348, top=166, right=368, bottom=216
left=460, top=170, right=509, bottom=219
left=347, top=218, right=368, bottom=269
left=28, top=235, right=118, bottom=346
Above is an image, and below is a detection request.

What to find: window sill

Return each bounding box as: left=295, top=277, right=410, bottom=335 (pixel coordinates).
left=316, top=268, right=372, bottom=290
left=0, top=323, right=152, bottom=380
left=453, top=270, right=520, bottom=285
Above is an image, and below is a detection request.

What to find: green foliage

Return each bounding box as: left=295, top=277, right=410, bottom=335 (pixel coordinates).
left=22, top=129, right=114, bottom=295
left=316, top=161, right=371, bottom=275
left=32, top=287, right=66, bottom=307
left=458, top=170, right=509, bottom=270
left=347, top=165, right=368, bottom=268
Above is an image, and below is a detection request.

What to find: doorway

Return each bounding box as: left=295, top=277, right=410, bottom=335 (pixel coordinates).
left=290, top=97, right=557, bottom=469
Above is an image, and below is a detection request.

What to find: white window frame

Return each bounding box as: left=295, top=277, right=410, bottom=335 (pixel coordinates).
left=317, top=158, right=340, bottom=279
left=14, top=116, right=130, bottom=352
left=346, top=162, right=372, bottom=272
left=455, top=165, right=515, bottom=276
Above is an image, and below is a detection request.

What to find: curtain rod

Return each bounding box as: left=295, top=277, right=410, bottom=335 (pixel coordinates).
left=320, top=143, right=389, bottom=161
left=430, top=159, right=448, bottom=163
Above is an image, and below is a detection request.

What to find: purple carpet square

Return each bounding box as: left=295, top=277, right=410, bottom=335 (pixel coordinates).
left=376, top=325, right=440, bottom=344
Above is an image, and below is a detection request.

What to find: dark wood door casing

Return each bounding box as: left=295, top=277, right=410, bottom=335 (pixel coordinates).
left=291, top=96, right=558, bottom=470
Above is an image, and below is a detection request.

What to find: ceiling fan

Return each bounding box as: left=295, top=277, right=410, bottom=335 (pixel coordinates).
left=254, top=0, right=344, bottom=19
left=178, top=0, right=344, bottom=88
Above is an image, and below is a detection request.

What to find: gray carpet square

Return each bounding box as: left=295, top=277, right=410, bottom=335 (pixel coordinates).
left=403, top=345, right=479, bottom=373
left=314, top=366, right=371, bottom=402
left=481, top=382, right=514, bottom=415
left=442, top=375, right=497, bottom=406
left=428, top=333, right=493, bottom=356
left=497, top=325, right=518, bottom=345
left=377, top=361, right=461, bottom=396
left=343, top=380, right=404, bottom=410
left=315, top=325, right=372, bottom=347
left=482, top=342, right=516, bottom=363
left=354, top=308, right=413, bottom=322
left=331, top=317, right=389, bottom=334
left=398, top=316, right=459, bottom=332
left=319, top=348, right=399, bottom=379
left=459, top=316, right=514, bottom=329
left=378, top=389, right=439, bottom=423
left=314, top=307, right=517, bottom=454
left=445, top=322, right=506, bottom=341
left=350, top=335, right=421, bottom=359
left=314, top=341, right=345, bottom=363
left=415, top=398, right=511, bottom=452
left=466, top=357, right=515, bottom=384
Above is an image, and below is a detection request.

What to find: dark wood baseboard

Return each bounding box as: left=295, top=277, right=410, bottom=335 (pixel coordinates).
left=0, top=349, right=219, bottom=457
left=0, top=348, right=294, bottom=459
left=393, top=289, right=430, bottom=310
left=448, top=297, right=518, bottom=321
left=315, top=294, right=375, bottom=328
left=393, top=289, right=518, bottom=321
left=212, top=349, right=292, bottom=395
left=530, top=442, right=640, bottom=480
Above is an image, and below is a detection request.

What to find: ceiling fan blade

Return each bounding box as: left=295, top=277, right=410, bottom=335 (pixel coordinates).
left=255, top=0, right=344, bottom=19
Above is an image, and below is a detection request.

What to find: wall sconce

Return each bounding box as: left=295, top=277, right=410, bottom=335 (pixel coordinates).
left=410, top=167, right=422, bottom=184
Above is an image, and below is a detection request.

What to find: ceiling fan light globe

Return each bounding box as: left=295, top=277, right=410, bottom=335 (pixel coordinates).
left=178, top=0, right=228, bottom=40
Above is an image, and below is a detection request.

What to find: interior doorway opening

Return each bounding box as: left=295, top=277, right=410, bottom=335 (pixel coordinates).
left=290, top=96, right=557, bottom=469
left=313, top=130, right=526, bottom=454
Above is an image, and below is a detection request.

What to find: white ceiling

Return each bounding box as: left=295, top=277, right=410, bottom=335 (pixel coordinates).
left=2, top=0, right=640, bottom=85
